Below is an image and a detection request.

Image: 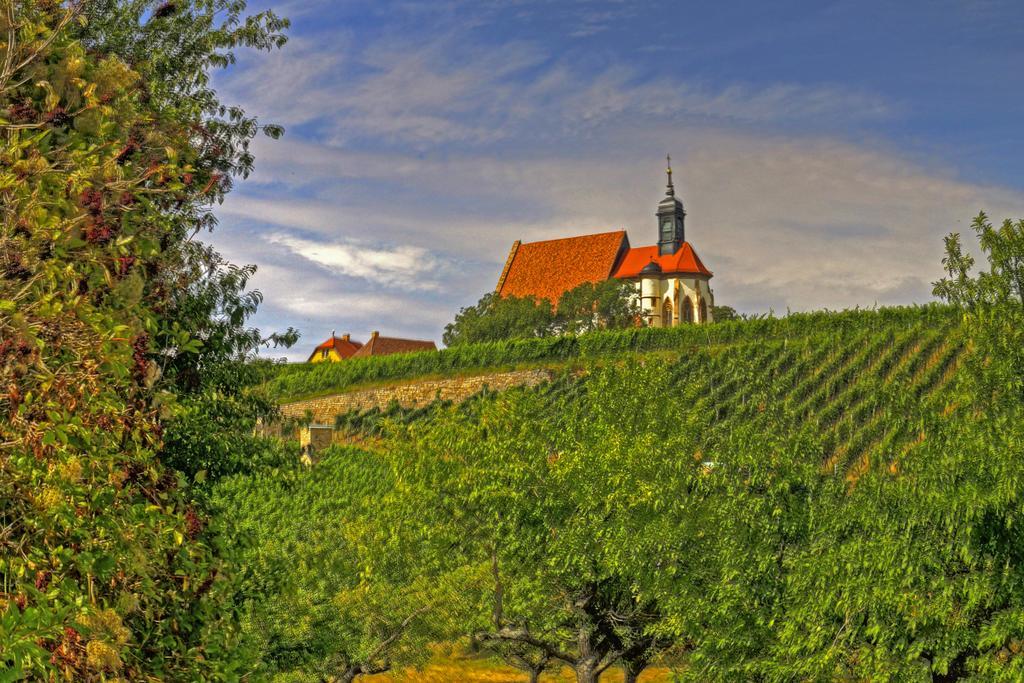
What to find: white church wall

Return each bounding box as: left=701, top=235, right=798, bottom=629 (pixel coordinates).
left=632, top=275, right=715, bottom=326
left=640, top=277, right=663, bottom=326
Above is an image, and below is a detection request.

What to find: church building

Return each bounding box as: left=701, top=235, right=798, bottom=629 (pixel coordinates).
left=495, top=158, right=715, bottom=326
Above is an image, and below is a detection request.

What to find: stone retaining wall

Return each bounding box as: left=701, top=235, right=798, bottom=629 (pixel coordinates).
left=279, top=368, right=553, bottom=426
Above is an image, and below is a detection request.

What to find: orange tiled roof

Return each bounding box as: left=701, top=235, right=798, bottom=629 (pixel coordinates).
left=496, top=231, right=630, bottom=302
left=351, top=334, right=437, bottom=358
left=306, top=335, right=363, bottom=362
left=612, top=242, right=713, bottom=278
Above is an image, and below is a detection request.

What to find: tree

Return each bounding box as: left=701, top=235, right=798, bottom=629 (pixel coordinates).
left=444, top=281, right=640, bottom=346
left=74, top=0, right=297, bottom=483
left=0, top=0, right=289, bottom=677
left=380, top=362, right=717, bottom=682
left=156, top=243, right=298, bottom=483
left=934, top=212, right=1024, bottom=400
left=554, top=279, right=640, bottom=335
left=213, top=446, right=472, bottom=681
left=443, top=292, right=554, bottom=346
left=711, top=304, right=739, bottom=322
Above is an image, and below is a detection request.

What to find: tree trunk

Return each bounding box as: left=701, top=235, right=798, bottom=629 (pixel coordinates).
left=621, top=659, right=645, bottom=683
left=337, top=663, right=390, bottom=683
left=574, top=663, right=600, bottom=683
left=528, top=670, right=542, bottom=683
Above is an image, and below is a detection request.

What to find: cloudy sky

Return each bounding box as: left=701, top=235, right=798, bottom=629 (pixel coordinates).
left=207, top=0, right=1024, bottom=359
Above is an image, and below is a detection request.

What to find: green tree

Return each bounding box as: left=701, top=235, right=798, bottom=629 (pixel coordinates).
left=443, top=292, right=554, bottom=346
left=443, top=281, right=640, bottom=346
left=554, top=279, right=640, bottom=334
left=382, top=362, right=716, bottom=682
left=0, top=0, right=289, bottom=677
left=156, top=244, right=298, bottom=483
left=75, top=0, right=297, bottom=484
left=739, top=213, right=1024, bottom=681
left=711, top=304, right=739, bottom=322
left=214, top=446, right=472, bottom=682
left=934, top=212, right=1024, bottom=399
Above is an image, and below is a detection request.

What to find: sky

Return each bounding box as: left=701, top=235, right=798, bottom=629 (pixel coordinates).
left=207, top=0, right=1024, bottom=360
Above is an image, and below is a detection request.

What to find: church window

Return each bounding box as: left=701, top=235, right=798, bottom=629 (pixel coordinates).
left=682, top=296, right=694, bottom=323
left=699, top=297, right=708, bottom=323
left=662, top=298, right=673, bottom=327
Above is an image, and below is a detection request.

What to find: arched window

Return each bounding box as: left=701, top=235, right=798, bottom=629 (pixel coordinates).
left=699, top=297, right=708, bottom=324
left=661, top=298, right=673, bottom=327
left=681, top=296, right=694, bottom=323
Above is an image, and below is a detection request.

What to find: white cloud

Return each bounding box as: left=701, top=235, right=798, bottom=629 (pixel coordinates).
left=265, top=233, right=447, bottom=290
left=219, top=31, right=895, bottom=149
left=217, top=37, right=348, bottom=127
left=203, top=237, right=457, bottom=359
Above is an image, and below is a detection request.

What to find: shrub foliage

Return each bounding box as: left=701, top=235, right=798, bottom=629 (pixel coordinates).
left=1, top=0, right=288, bottom=678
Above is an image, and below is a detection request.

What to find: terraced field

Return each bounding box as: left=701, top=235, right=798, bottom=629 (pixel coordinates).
left=320, top=307, right=965, bottom=483
left=689, top=321, right=964, bottom=481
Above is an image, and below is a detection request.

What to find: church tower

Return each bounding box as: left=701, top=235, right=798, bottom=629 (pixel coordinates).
left=656, top=155, right=685, bottom=256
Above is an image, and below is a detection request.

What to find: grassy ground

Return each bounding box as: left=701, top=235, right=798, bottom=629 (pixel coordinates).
left=364, top=649, right=675, bottom=682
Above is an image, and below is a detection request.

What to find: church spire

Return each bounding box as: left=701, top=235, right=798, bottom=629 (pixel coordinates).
left=666, top=154, right=675, bottom=197
left=656, top=155, right=685, bottom=256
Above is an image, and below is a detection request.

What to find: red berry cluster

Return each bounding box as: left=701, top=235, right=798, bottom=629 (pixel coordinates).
left=115, top=256, right=136, bottom=277
left=0, top=337, right=34, bottom=360
left=1, top=249, right=31, bottom=280
left=83, top=222, right=114, bottom=245
left=79, top=188, right=104, bottom=215
left=7, top=101, right=35, bottom=123
left=185, top=507, right=204, bottom=539
left=34, top=570, right=51, bottom=591
left=132, top=335, right=150, bottom=384
left=43, top=107, right=72, bottom=128
left=80, top=188, right=117, bottom=245
left=154, top=2, right=177, bottom=18
left=48, top=626, right=82, bottom=669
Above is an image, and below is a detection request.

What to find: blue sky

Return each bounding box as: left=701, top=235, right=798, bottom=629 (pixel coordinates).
left=207, top=0, right=1024, bottom=360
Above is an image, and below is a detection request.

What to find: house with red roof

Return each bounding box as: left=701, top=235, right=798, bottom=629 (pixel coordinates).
left=307, top=333, right=364, bottom=363
left=495, top=157, right=715, bottom=326
left=351, top=331, right=437, bottom=358
left=307, top=331, right=437, bottom=363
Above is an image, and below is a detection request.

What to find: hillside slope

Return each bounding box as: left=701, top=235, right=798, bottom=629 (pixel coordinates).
left=290, top=305, right=964, bottom=481
left=264, top=306, right=959, bottom=404
left=234, top=304, right=991, bottom=681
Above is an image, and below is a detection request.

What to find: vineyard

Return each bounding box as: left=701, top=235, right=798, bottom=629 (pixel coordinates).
left=218, top=303, right=1017, bottom=682
left=265, top=304, right=958, bottom=401
left=317, top=304, right=965, bottom=483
